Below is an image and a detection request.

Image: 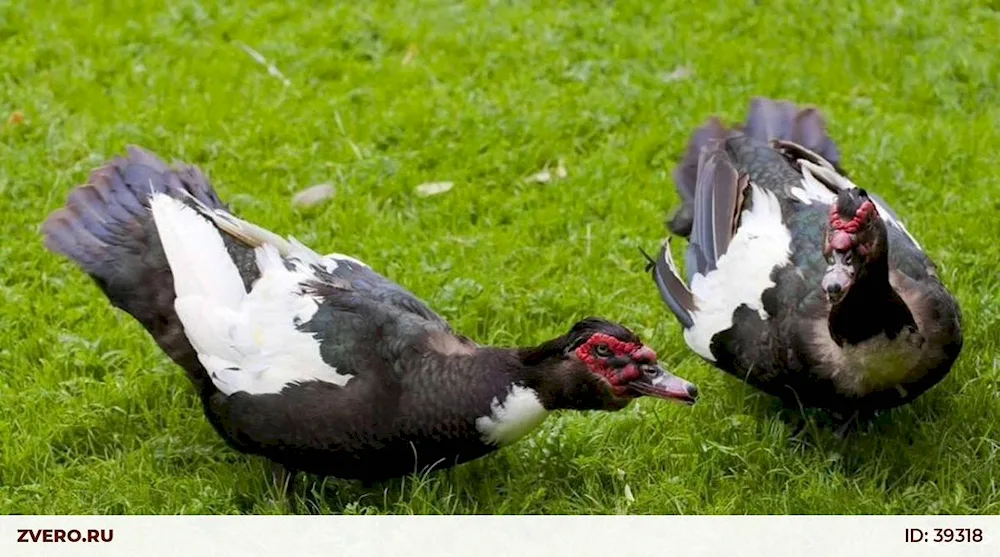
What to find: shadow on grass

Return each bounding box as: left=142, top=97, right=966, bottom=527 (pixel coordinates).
left=740, top=378, right=977, bottom=494
left=234, top=376, right=978, bottom=515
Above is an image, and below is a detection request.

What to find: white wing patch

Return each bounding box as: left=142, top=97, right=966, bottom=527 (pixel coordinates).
left=178, top=191, right=374, bottom=275
left=475, top=385, right=549, bottom=446
left=150, top=194, right=351, bottom=396
left=792, top=159, right=922, bottom=249
left=791, top=163, right=838, bottom=205
left=288, top=239, right=371, bottom=274
left=684, top=184, right=791, bottom=362
left=324, top=252, right=369, bottom=268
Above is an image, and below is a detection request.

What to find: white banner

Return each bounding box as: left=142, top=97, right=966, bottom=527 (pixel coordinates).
left=1, top=515, right=996, bottom=556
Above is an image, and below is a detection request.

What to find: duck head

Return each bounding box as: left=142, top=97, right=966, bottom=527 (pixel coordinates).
left=518, top=317, right=699, bottom=411
left=822, top=189, right=888, bottom=305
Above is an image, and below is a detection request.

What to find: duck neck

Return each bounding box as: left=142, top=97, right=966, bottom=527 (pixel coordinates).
left=449, top=346, right=556, bottom=402
left=828, top=255, right=915, bottom=346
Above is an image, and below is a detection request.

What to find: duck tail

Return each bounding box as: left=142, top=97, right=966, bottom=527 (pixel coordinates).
left=41, top=146, right=230, bottom=395
left=668, top=97, right=846, bottom=238
left=742, top=97, right=845, bottom=174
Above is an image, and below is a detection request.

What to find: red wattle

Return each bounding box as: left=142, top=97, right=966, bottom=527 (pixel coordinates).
left=631, top=346, right=657, bottom=364
left=829, top=231, right=854, bottom=251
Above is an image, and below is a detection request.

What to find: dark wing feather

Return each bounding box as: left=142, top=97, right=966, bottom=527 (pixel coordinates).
left=669, top=118, right=731, bottom=237
left=318, top=258, right=451, bottom=332
left=686, top=141, right=746, bottom=277
left=648, top=242, right=695, bottom=328
left=299, top=258, right=471, bottom=379
left=654, top=141, right=749, bottom=329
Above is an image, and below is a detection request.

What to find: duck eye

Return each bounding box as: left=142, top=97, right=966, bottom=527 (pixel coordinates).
left=593, top=344, right=613, bottom=358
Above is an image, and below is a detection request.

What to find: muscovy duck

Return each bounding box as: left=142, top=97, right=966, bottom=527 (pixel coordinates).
left=651, top=98, right=962, bottom=423
left=42, top=147, right=699, bottom=484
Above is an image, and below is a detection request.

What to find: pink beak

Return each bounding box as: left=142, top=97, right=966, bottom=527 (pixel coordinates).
left=627, top=364, right=699, bottom=405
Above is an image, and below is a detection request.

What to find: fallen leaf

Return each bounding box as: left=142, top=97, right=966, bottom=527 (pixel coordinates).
left=402, top=43, right=419, bottom=65
left=527, top=169, right=553, bottom=184
left=660, top=66, right=693, bottom=83
left=415, top=181, right=453, bottom=197
left=554, top=158, right=567, bottom=179
left=292, top=184, right=335, bottom=209
left=526, top=159, right=568, bottom=184
left=7, top=111, right=24, bottom=127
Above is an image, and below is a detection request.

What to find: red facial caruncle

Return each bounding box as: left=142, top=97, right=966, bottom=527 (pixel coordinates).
left=825, top=199, right=876, bottom=255
left=574, top=333, right=657, bottom=396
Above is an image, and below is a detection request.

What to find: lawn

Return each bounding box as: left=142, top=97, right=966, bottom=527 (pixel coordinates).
left=1, top=0, right=999, bottom=515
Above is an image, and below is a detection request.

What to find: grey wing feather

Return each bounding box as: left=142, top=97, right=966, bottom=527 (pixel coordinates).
left=687, top=141, right=745, bottom=276
left=649, top=242, right=695, bottom=328
left=319, top=259, right=451, bottom=332
left=669, top=118, right=731, bottom=237
left=653, top=141, right=747, bottom=329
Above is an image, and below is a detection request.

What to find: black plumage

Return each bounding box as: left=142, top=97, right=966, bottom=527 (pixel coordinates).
left=652, top=98, right=963, bottom=420
left=42, top=147, right=699, bottom=484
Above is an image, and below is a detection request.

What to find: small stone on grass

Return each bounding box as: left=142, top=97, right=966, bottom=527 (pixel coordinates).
left=292, top=184, right=335, bottom=210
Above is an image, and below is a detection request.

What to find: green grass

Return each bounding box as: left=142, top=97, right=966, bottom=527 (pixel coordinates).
left=1, top=0, right=999, bottom=515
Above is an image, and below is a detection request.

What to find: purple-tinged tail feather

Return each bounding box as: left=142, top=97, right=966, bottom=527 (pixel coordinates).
left=42, top=146, right=227, bottom=394
left=667, top=97, right=845, bottom=237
